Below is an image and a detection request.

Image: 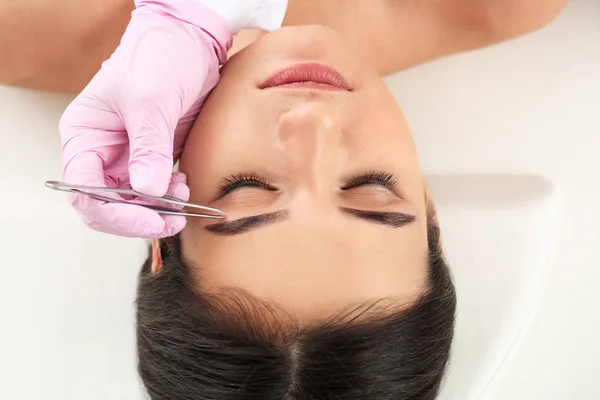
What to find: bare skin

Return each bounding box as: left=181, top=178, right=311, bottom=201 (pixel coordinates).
left=0, top=0, right=134, bottom=92
left=0, top=0, right=568, bottom=93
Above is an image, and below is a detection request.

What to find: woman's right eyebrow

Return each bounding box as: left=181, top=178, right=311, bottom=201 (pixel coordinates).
left=204, top=210, right=289, bottom=236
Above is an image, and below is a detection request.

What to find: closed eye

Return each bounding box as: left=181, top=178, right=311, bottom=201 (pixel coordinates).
left=341, top=172, right=398, bottom=191
left=215, top=173, right=278, bottom=201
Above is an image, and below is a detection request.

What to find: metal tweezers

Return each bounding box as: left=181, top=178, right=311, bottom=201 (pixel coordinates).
left=45, top=181, right=225, bottom=219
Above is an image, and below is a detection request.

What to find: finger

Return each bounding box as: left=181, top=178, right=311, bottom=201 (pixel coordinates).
left=124, top=91, right=181, bottom=197
left=119, top=21, right=213, bottom=197
left=168, top=181, right=190, bottom=205
left=77, top=202, right=183, bottom=239
left=62, top=152, right=118, bottom=209
left=134, top=172, right=190, bottom=210
left=170, top=171, right=187, bottom=185
left=158, top=215, right=188, bottom=238
left=59, top=97, right=128, bottom=207
left=166, top=172, right=190, bottom=203
left=134, top=172, right=189, bottom=237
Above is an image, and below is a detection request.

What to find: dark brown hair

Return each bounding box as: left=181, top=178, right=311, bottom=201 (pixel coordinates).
left=136, top=209, right=456, bottom=399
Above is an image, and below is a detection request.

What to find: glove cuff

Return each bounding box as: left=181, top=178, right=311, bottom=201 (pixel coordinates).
left=135, top=0, right=232, bottom=64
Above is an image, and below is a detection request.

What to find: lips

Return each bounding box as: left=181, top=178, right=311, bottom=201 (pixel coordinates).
left=259, top=63, right=350, bottom=91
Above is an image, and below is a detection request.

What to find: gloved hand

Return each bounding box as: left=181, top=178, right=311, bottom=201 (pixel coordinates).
left=60, top=0, right=268, bottom=239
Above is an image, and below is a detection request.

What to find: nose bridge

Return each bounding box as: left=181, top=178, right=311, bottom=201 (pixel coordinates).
left=277, top=102, right=342, bottom=186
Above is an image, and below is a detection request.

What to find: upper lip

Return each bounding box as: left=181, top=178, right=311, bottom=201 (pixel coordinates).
left=258, top=63, right=350, bottom=90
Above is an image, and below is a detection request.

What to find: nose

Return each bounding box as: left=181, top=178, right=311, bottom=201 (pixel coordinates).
left=277, top=102, right=342, bottom=192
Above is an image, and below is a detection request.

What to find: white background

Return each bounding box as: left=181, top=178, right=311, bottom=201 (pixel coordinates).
left=1, top=1, right=599, bottom=399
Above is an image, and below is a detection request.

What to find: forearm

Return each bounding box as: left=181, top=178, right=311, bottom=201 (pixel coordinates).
left=0, top=0, right=134, bottom=93
left=382, top=0, right=570, bottom=74
left=282, top=0, right=569, bottom=76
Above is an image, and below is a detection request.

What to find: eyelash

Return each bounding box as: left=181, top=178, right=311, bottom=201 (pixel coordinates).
left=218, top=173, right=278, bottom=196
left=219, top=171, right=398, bottom=196
left=341, top=172, right=398, bottom=191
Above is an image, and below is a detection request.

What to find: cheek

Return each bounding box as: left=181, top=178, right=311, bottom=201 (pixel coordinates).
left=352, top=84, right=414, bottom=146
left=184, top=93, right=297, bottom=175
left=348, top=109, right=417, bottom=169
left=182, top=97, right=263, bottom=169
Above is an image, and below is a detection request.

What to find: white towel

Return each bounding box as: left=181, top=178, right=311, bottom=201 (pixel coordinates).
left=248, top=0, right=289, bottom=31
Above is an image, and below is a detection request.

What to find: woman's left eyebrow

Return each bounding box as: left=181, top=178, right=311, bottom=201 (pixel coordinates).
left=204, top=210, right=289, bottom=236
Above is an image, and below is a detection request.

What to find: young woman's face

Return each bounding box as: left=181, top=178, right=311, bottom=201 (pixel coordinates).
left=179, top=26, right=428, bottom=321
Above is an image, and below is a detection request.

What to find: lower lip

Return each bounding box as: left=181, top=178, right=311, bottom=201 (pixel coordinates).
left=259, top=63, right=350, bottom=91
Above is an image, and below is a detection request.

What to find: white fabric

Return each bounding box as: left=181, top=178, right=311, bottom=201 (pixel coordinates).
left=248, top=0, right=289, bottom=31
left=196, top=0, right=288, bottom=33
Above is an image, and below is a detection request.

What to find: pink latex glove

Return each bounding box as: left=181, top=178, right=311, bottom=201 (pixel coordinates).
left=59, top=1, right=232, bottom=238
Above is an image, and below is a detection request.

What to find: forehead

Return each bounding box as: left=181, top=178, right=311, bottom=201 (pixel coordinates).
left=182, top=213, right=428, bottom=321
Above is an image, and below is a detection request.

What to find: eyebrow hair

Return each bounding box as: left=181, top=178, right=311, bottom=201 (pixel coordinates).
left=204, top=207, right=416, bottom=236
left=204, top=211, right=289, bottom=236
left=340, top=208, right=416, bottom=228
